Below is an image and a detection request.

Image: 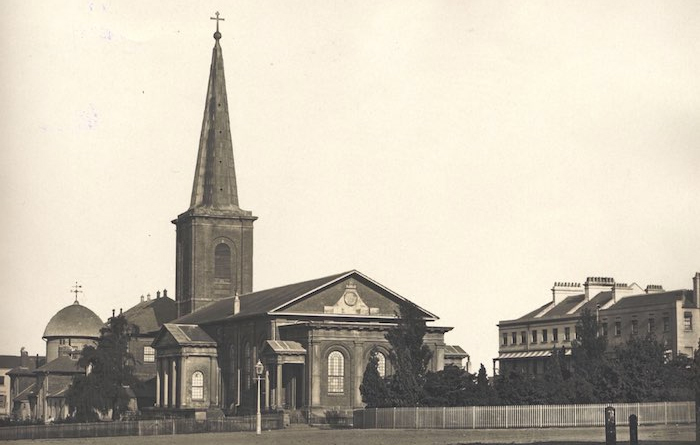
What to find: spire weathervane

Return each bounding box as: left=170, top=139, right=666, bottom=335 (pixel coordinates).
left=70, top=281, right=83, bottom=304
left=210, top=11, right=225, bottom=39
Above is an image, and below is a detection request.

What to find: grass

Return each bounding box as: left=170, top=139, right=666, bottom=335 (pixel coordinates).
left=0, top=424, right=694, bottom=444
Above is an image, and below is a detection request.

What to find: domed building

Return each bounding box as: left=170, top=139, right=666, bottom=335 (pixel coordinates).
left=43, top=301, right=103, bottom=362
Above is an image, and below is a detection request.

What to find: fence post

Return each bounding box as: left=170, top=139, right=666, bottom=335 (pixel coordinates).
left=415, top=406, right=419, bottom=429
left=442, top=407, right=446, bottom=429
left=472, top=406, right=476, bottom=429
left=664, top=401, right=667, bottom=425
left=375, top=408, right=378, bottom=428
left=393, top=407, right=396, bottom=429
left=505, top=405, right=508, bottom=429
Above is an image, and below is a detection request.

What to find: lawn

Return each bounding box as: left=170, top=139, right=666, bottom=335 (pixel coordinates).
left=0, top=424, right=694, bottom=445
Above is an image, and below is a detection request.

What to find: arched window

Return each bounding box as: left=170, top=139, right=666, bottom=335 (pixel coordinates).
left=192, top=371, right=204, bottom=400
left=376, top=352, right=386, bottom=378
left=327, top=351, right=344, bottom=394
left=243, top=342, right=251, bottom=390
left=214, top=243, right=231, bottom=279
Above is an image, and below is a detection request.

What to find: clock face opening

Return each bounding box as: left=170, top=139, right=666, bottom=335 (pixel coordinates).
left=344, top=291, right=358, bottom=306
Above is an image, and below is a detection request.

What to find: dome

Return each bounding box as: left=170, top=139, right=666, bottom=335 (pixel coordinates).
left=43, top=302, right=104, bottom=339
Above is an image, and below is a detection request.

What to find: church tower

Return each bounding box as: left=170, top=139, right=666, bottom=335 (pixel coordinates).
left=174, top=16, right=256, bottom=317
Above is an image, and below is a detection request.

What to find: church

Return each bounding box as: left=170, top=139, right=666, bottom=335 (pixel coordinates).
left=150, top=19, right=466, bottom=421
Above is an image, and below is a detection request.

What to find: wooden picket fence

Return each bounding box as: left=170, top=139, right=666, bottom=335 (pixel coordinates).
left=353, top=401, right=695, bottom=429
left=0, top=414, right=284, bottom=441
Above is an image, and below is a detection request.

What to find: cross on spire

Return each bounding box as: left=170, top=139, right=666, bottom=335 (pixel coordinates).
left=210, top=11, right=225, bottom=33
left=70, top=281, right=83, bottom=304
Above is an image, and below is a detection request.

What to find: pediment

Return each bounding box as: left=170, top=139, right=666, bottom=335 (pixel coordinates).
left=274, top=274, right=426, bottom=318
left=152, top=329, right=180, bottom=349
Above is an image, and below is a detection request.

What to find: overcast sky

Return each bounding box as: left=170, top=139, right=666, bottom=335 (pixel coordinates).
left=1, top=1, right=699, bottom=371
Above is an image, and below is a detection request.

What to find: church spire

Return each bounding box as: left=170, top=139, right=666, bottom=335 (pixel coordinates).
left=189, top=13, right=245, bottom=214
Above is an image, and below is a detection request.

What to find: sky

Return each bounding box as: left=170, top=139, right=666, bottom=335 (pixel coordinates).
left=1, top=1, right=699, bottom=371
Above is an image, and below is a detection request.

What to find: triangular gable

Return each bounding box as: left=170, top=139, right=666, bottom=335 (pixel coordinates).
left=272, top=271, right=438, bottom=320
left=151, top=326, right=181, bottom=349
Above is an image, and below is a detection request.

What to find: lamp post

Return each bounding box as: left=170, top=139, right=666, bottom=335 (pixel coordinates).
left=255, top=359, right=264, bottom=435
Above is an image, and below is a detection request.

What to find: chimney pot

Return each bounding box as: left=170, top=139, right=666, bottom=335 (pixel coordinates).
left=140, top=295, right=145, bottom=302
left=693, top=272, right=700, bottom=309
left=163, top=289, right=168, bottom=298
left=156, top=290, right=161, bottom=299
left=147, top=293, right=151, bottom=301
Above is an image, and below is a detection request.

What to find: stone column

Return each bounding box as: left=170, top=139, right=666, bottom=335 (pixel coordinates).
left=163, top=359, right=170, bottom=408
left=179, top=357, right=187, bottom=408
left=209, top=356, right=216, bottom=406
left=264, top=369, right=270, bottom=409
left=354, top=343, right=363, bottom=407
left=155, top=360, right=161, bottom=407
left=170, top=359, right=177, bottom=409
left=276, top=363, right=283, bottom=408
left=311, top=344, right=321, bottom=406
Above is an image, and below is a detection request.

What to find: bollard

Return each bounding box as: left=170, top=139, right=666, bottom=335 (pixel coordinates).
left=604, top=406, right=616, bottom=445
left=628, top=414, right=638, bottom=445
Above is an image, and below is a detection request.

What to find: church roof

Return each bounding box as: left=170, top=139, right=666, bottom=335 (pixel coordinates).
left=444, top=345, right=468, bottom=358
left=43, top=302, right=104, bottom=339
left=173, top=270, right=438, bottom=325
left=158, top=324, right=216, bottom=346
left=122, top=296, right=177, bottom=335
left=181, top=24, right=253, bottom=218
left=263, top=340, right=306, bottom=355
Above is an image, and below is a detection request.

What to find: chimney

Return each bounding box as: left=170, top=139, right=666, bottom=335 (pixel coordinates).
left=584, top=277, right=615, bottom=300
left=163, top=289, right=168, bottom=299
left=612, top=282, right=638, bottom=303
left=693, top=272, right=700, bottom=309
left=147, top=293, right=151, bottom=301
left=20, top=347, right=28, bottom=368
left=233, top=293, right=240, bottom=315
left=140, top=294, right=145, bottom=303
left=156, top=290, right=161, bottom=299
left=551, top=282, right=582, bottom=306
left=645, top=284, right=664, bottom=294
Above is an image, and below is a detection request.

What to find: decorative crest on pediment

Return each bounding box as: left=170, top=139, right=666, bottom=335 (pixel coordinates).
left=324, top=280, right=379, bottom=315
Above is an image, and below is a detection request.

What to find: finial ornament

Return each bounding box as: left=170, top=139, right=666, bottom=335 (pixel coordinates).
left=70, top=281, right=83, bottom=304
left=210, top=11, right=225, bottom=39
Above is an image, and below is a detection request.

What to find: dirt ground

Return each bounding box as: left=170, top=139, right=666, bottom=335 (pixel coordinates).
left=1, top=424, right=694, bottom=445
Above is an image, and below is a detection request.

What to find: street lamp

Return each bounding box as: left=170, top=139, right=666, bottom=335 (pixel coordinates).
left=254, top=359, right=264, bottom=435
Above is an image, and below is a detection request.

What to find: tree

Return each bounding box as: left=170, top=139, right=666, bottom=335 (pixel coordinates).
left=423, top=365, right=476, bottom=407
left=360, top=350, right=390, bottom=407
left=385, top=300, right=433, bottom=406
left=66, top=313, right=137, bottom=421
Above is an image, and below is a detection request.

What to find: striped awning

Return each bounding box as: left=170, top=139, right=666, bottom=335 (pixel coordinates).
left=497, top=349, right=571, bottom=360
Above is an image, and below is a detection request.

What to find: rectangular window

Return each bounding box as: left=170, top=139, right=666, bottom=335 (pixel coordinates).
left=502, top=333, right=508, bottom=346
left=663, top=317, right=670, bottom=333
left=602, top=323, right=608, bottom=337
left=0, top=394, right=5, bottom=409
left=521, top=331, right=527, bottom=344
left=552, top=328, right=558, bottom=343
left=542, top=329, right=548, bottom=343
left=511, top=332, right=517, bottom=345
left=0, top=376, right=4, bottom=385
left=143, top=346, right=155, bottom=363
left=631, top=319, right=639, bottom=335
left=531, top=330, right=538, bottom=344
left=564, top=327, right=571, bottom=341
left=615, top=321, right=621, bottom=337
left=575, top=326, right=580, bottom=340
left=648, top=318, right=655, bottom=333
left=684, top=313, right=693, bottom=331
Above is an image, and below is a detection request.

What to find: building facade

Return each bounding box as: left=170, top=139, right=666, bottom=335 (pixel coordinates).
left=150, top=25, right=465, bottom=421
left=495, top=274, right=700, bottom=376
